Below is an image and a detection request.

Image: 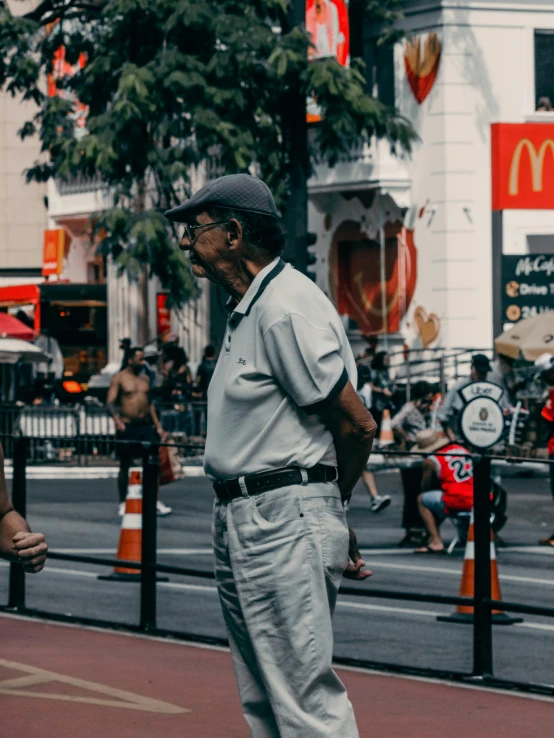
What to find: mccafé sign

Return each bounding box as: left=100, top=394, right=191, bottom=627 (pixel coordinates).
left=492, top=123, right=554, bottom=210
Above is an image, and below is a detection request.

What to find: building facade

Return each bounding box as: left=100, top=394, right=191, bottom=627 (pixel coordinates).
left=308, top=0, right=554, bottom=354
left=0, top=91, right=47, bottom=284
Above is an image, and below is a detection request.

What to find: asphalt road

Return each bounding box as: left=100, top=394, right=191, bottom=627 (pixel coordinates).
left=2, top=468, right=554, bottom=688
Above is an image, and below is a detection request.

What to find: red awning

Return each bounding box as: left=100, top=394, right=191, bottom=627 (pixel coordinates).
left=0, top=313, right=34, bottom=341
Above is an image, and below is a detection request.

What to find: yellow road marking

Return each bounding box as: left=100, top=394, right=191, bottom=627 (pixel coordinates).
left=0, top=659, right=189, bottom=714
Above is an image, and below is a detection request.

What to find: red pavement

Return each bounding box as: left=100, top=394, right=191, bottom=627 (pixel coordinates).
left=1, top=613, right=551, bottom=738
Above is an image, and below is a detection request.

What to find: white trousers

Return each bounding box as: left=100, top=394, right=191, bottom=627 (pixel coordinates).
left=212, top=481, right=359, bottom=738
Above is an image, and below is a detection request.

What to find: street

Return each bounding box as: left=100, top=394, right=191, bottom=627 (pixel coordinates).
left=2, top=467, right=553, bottom=688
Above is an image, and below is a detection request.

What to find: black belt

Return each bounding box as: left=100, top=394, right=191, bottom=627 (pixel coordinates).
left=213, top=464, right=338, bottom=501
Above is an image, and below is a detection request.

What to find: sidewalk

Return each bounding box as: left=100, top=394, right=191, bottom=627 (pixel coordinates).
left=1, top=613, right=552, bottom=737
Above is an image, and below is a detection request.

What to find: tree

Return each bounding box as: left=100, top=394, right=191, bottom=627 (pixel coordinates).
left=0, top=0, right=416, bottom=307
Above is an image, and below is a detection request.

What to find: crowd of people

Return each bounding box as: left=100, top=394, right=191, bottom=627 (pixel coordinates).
left=355, top=346, right=554, bottom=553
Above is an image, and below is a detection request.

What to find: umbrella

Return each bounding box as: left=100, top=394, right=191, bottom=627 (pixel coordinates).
left=0, top=313, right=34, bottom=341
left=0, top=338, right=50, bottom=364
left=494, top=313, right=554, bottom=360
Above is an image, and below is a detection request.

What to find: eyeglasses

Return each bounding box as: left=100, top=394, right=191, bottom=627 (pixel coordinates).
left=182, top=220, right=227, bottom=243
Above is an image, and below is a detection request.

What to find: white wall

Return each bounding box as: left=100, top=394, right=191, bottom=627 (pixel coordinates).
left=0, top=92, right=47, bottom=269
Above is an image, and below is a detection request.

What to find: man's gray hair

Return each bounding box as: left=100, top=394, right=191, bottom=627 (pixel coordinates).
left=208, top=207, right=286, bottom=257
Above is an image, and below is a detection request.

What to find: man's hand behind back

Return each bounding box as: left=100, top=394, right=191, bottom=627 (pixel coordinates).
left=343, top=526, right=372, bottom=581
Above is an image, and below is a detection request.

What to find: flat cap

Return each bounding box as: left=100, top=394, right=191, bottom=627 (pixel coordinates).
left=164, top=173, right=279, bottom=223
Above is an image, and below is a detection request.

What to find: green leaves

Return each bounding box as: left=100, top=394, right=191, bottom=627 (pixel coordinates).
left=0, top=0, right=415, bottom=307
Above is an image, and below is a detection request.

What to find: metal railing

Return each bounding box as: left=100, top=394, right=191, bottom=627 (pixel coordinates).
left=1, top=436, right=553, bottom=696
left=55, top=173, right=104, bottom=195
left=0, top=402, right=207, bottom=463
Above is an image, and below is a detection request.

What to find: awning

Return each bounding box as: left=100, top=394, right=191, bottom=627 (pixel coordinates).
left=0, top=338, right=49, bottom=364
left=0, top=282, right=107, bottom=308
left=0, top=313, right=34, bottom=341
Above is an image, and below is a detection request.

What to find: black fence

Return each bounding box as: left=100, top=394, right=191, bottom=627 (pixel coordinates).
left=1, top=436, right=554, bottom=699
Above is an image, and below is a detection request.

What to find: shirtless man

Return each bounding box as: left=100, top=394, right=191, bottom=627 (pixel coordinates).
left=107, top=347, right=172, bottom=516
left=0, top=444, right=48, bottom=572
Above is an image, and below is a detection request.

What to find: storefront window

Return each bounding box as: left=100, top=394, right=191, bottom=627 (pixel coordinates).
left=535, top=31, right=554, bottom=111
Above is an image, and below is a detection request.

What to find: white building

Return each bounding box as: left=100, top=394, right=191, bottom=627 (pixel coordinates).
left=0, top=91, right=47, bottom=284
left=46, top=174, right=211, bottom=373
left=309, top=0, right=554, bottom=354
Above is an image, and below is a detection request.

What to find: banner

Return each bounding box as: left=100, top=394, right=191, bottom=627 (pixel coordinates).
left=42, top=229, right=66, bottom=276
left=492, top=123, right=554, bottom=210
left=501, top=254, right=554, bottom=325
left=47, top=45, right=88, bottom=136
left=156, top=293, right=171, bottom=337
left=404, top=33, right=441, bottom=104
left=306, top=0, right=349, bottom=124
left=335, top=226, right=417, bottom=336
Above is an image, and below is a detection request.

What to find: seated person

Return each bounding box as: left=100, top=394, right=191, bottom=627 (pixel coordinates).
left=392, top=381, right=434, bottom=542
left=412, top=429, right=474, bottom=554
left=392, top=380, right=434, bottom=447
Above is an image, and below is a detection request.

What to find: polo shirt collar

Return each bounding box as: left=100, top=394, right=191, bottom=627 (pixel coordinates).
left=225, top=257, right=286, bottom=316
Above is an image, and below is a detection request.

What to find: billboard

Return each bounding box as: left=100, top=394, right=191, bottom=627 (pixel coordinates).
left=492, top=123, right=554, bottom=210
left=501, top=254, right=554, bottom=326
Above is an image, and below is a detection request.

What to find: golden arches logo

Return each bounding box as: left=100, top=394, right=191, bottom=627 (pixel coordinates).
left=509, top=138, right=554, bottom=195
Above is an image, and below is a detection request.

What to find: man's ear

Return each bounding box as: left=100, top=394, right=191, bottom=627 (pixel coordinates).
left=227, top=218, right=243, bottom=250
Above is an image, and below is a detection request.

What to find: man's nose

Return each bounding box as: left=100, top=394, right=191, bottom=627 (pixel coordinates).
left=179, top=234, right=192, bottom=251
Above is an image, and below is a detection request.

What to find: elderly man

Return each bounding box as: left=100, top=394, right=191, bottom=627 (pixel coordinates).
left=165, top=174, right=376, bottom=738
left=0, top=443, right=47, bottom=572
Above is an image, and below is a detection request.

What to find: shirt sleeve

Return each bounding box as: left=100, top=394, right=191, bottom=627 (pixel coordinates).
left=391, top=404, right=409, bottom=429
left=437, top=385, right=461, bottom=423
left=263, top=313, right=348, bottom=409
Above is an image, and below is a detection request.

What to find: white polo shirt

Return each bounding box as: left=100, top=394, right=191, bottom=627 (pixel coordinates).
left=204, top=257, right=357, bottom=481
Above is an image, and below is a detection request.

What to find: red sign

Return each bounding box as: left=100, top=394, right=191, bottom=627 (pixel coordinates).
left=42, top=229, right=66, bottom=276
left=156, top=293, right=171, bottom=337
left=492, top=123, right=554, bottom=210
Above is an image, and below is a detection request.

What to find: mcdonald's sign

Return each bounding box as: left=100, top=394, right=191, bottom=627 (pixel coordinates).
left=492, top=123, right=554, bottom=210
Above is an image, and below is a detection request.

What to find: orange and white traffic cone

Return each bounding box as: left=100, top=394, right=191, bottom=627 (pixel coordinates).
left=99, top=468, right=143, bottom=581
left=438, top=511, right=522, bottom=624
left=378, top=408, right=394, bottom=447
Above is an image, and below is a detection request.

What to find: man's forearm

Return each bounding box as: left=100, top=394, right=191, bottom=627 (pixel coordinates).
left=150, top=404, right=163, bottom=433
left=0, top=509, right=30, bottom=561
left=107, top=402, right=121, bottom=422
left=334, top=425, right=376, bottom=501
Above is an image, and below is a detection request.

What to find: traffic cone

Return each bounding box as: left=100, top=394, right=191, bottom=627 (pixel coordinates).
left=99, top=468, right=143, bottom=581
left=378, top=408, right=394, bottom=446
left=437, top=511, right=522, bottom=625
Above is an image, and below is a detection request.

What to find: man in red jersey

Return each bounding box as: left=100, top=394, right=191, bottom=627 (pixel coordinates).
left=535, top=354, right=554, bottom=546
left=411, top=429, right=473, bottom=554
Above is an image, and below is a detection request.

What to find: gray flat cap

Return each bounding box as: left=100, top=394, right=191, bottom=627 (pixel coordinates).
left=164, top=173, right=279, bottom=222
